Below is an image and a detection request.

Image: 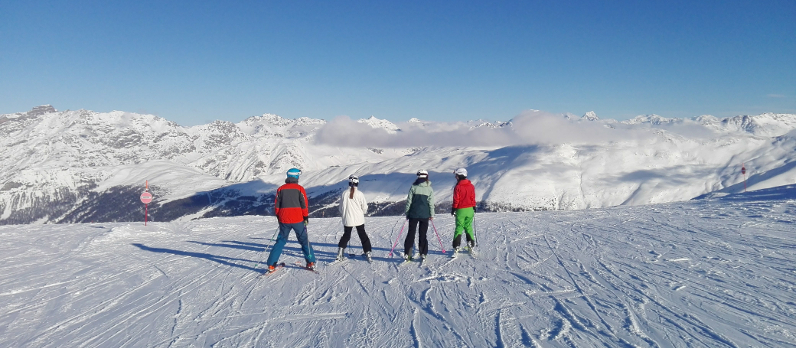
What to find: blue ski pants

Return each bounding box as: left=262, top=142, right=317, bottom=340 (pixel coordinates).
left=266, top=222, right=316, bottom=266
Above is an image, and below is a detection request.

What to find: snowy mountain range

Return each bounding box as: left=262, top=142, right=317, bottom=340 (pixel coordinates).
left=1, top=105, right=795, bottom=224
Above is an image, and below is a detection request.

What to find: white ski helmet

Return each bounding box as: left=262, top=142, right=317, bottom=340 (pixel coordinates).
left=416, top=170, right=428, bottom=178
left=348, top=174, right=359, bottom=186
left=454, top=168, right=467, bottom=177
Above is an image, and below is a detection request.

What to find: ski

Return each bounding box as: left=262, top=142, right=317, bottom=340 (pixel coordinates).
left=295, top=262, right=320, bottom=274
left=450, top=247, right=476, bottom=258
left=328, top=259, right=347, bottom=266
left=419, top=257, right=428, bottom=267
left=466, top=244, right=478, bottom=258
left=331, top=253, right=371, bottom=264
left=401, top=255, right=425, bottom=265
left=261, top=262, right=286, bottom=277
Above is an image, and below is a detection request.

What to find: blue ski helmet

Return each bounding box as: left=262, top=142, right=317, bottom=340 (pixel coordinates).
left=286, top=168, right=302, bottom=179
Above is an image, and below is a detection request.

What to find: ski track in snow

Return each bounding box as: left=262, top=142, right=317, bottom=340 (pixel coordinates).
left=1, top=193, right=795, bottom=347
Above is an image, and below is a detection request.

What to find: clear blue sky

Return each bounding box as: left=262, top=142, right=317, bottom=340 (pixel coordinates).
left=1, top=1, right=794, bottom=126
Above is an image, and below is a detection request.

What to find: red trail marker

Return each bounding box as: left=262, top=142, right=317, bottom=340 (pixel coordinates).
left=741, top=164, right=747, bottom=192
left=140, top=181, right=154, bottom=225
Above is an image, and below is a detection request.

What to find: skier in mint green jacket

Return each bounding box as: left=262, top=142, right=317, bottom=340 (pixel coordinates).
left=451, top=167, right=476, bottom=255
left=404, top=170, right=435, bottom=261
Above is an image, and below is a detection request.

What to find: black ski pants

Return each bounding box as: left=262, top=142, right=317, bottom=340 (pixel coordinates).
left=338, top=224, right=372, bottom=253
left=452, top=232, right=474, bottom=249
left=404, top=218, right=429, bottom=256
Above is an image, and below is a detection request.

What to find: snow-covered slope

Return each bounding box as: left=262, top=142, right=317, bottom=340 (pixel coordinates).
left=1, top=186, right=794, bottom=347
left=1, top=106, right=795, bottom=224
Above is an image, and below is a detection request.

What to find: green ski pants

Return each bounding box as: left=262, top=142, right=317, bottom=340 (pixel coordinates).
left=453, top=207, right=475, bottom=248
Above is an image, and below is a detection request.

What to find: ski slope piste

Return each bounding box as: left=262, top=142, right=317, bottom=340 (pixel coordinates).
left=1, top=185, right=794, bottom=347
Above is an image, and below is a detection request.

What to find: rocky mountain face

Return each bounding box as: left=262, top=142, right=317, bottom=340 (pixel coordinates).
left=2, top=106, right=795, bottom=225
left=0, top=106, right=409, bottom=224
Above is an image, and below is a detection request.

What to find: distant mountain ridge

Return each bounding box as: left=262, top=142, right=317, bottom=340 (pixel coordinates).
left=1, top=106, right=795, bottom=224
left=624, top=112, right=796, bottom=136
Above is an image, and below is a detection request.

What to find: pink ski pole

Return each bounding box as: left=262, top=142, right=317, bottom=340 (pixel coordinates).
left=430, top=220, right=446, bottom=253
left=388, top=219, right=408, bottom=257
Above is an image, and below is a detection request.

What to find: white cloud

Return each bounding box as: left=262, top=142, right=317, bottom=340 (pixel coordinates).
left=313, top=110, right=716, bottom=148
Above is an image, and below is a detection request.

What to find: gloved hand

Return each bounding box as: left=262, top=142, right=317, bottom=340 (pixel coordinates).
left=303, top=217, right=309, bottom=226
left=451, top=208, right=456, bottom=216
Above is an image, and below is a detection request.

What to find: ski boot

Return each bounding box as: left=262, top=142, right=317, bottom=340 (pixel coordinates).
left=451, top=247, right=460, bottom=258
left=306, top=262, right=315, bottom=270
left=335, top=247, right=346, bottom=262
left=364, top=251, right=372, bottom=263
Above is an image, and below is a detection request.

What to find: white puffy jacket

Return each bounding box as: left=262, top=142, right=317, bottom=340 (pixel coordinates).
left=339, top=188, right=368, bottom=227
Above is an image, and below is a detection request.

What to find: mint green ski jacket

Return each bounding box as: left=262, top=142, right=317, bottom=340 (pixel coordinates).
left=405, top=180, right=435, bottom=219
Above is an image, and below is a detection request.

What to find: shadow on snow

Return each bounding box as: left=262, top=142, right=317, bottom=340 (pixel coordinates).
left=132, top=235, right=429, bottom=272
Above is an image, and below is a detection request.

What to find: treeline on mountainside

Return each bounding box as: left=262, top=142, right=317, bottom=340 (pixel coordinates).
left=0, top=187, right=81, bottom=225
left=1, top=183, right=543, bottom=225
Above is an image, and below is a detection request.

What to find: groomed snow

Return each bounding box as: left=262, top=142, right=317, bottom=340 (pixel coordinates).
left=1, top=187, right=794, bottom=347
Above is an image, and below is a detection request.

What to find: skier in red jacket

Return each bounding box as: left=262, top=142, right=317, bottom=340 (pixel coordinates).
left=266, top=168, right=316, bottom=271
left=451, top=167, right=476, bottom=255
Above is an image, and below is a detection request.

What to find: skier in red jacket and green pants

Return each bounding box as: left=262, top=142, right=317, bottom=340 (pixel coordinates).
left=451, top=167, right=476, bottom=252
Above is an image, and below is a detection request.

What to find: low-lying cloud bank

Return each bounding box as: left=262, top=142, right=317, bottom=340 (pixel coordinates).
left=314, top=110, right=709, bottom=148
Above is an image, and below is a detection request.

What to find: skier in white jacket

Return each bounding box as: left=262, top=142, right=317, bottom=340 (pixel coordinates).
left=336, top=175, right=373, bottom=262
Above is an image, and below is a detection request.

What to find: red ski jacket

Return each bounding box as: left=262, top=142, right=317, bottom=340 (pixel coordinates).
left=274, top=182, right=309, bottom=224
left=452, top=179, right=476, bottom=209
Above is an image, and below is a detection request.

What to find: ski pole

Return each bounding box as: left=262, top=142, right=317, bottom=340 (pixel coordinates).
left=388, top=219, right=408, bottom=257
left=336, top=218, right=344, bottom=247
left=303, top=225, right=315, bottom=262
left=430, top=220, right=446, bottom=253
left=388, top=216, right=403, bottom=248
left=338, top=219, right=358, bottom=256
left=472, top=214, right=478, bottom=247
left=254, top=225, right=280, bottom=269
left=265, top=225, right=280, bottom=251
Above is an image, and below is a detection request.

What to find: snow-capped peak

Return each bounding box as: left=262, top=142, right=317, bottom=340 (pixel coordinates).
left=623, top=114, right=679, bottom=126
left=2, top=105, right=57, bottom=120
left=714, top=113, right=796, bottom=137
left=357, top=116, right=400, bottom=134
left=241, top=113, right=293, bottom=127
left=582, top=111, right=599, bottom=121
left=28, top=105, right=57, bottom=116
